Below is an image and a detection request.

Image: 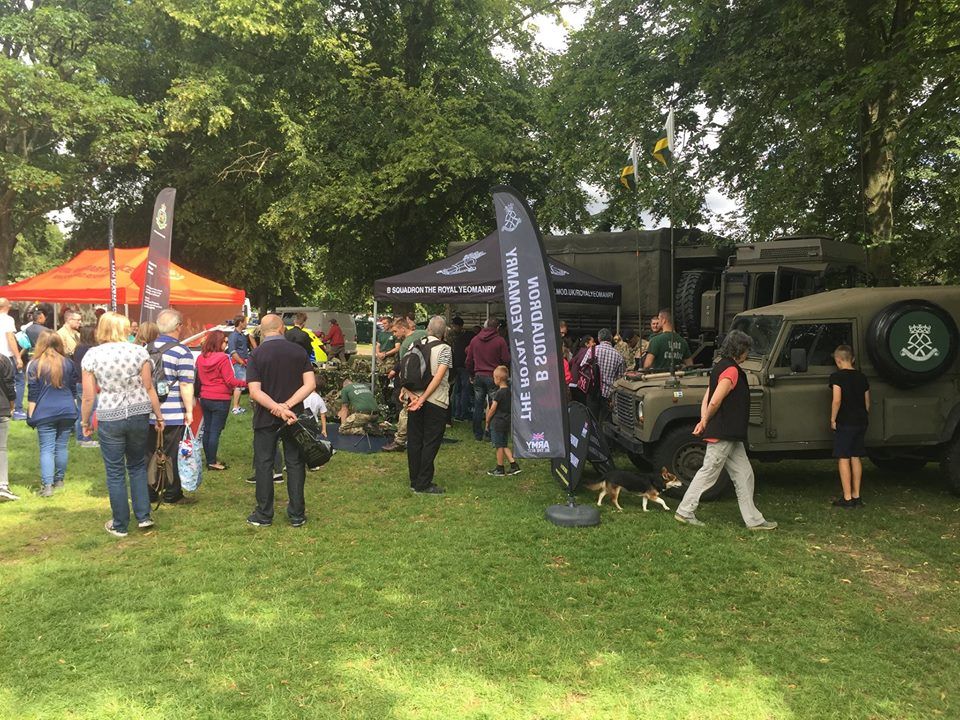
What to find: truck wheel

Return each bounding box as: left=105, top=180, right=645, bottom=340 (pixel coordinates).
left=674, top=270, right=716, bottom=339
left=940, top=436, right=960, bottom=496
left=868, top=455, right=928, bottom=473
left=866, top=299, right=959, bottom=388
left=651, top=425, right=730, bottom=501
left=627, top=452, right=653, bottom=471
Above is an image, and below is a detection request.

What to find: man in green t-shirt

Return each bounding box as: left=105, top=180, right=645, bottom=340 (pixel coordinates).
left=338, top=379, right=379, bottom=434
left=643, top=309, right=693, bottom=372
left=375, top=317, right=400, bottom=369
left=381, top=318, right=426, bottom=451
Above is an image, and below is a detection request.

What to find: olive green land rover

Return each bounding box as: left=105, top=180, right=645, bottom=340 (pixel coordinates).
left=605, top=287, right=960, bottom=498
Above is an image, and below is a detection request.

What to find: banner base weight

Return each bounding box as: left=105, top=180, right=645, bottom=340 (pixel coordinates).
left=545, top=503, right=601, bottom=527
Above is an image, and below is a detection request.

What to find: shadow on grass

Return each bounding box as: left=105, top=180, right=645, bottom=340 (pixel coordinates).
left=0, top=419, right=956, bottom=719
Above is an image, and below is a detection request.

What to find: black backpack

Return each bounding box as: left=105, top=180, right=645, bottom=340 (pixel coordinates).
left=148, top=341, right=179, bottom=402
left=400, top=338, right=442, bottom=391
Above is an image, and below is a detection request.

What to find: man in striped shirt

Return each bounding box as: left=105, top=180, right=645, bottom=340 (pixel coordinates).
left=147, top=308, right=196, bottom=504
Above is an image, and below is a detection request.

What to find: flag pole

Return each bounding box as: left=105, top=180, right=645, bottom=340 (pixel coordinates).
left=108, top=215, right=117, bottom=312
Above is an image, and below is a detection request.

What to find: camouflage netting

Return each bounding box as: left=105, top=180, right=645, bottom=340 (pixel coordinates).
left=314, top=355, right=394, bottom=419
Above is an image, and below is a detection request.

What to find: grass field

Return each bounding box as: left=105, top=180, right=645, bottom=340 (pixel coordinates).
left=1, top=415, right=957, bottom=719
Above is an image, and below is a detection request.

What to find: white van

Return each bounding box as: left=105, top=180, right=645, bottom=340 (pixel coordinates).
left=273, top=307, right=358, bottom=358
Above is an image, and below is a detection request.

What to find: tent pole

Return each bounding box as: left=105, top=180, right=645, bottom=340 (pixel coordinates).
left=371, top=299, right=378, bottom=394
left=616, top=306, right=621, bottom=335
left=485, top=303, right=490, bottom=322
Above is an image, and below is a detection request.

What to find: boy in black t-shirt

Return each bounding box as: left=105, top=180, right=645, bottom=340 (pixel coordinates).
left=484, top=365, right=520, bottom=477
left=829, top=345, right=871, bottom=509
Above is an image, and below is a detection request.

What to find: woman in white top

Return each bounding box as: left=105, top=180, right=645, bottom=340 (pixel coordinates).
left=81, top=312, right=164, bottom=538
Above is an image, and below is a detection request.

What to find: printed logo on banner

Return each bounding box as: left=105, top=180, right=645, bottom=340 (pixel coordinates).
left=501, top=203, right=522, bottom=232
left=437, top=251, right=486, bottom=276
left=527, top=431, right=550, bottom=453
left=549, top=263, right=569, bottom=277
left=155, top=204, right=168, bottom=230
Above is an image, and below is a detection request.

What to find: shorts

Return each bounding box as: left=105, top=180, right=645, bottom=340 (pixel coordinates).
left=232, top=363, right=246, bottom=381
left=490, top=427, right=509, bottom=449
left=833, top=424, right=866, bottom=458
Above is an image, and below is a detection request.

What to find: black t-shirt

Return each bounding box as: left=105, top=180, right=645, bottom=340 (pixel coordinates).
left=284, top=326, right=313, bottom=358
left=247, top=336, right=313, bottom=430
left=829, top=369, right=870, bottom=427
left=491, top=386, right=511, bottom=433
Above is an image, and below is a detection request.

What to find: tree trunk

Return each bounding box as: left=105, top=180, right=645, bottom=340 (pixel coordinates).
left=861, top=98, right=898, bottom=286
left=0, top=201, right=16, bottom=286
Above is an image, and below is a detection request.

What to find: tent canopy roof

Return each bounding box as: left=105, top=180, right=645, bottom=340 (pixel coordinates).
left=374, top=233, right=621, bottom=305
left=0, top=248, right=245, bottom=306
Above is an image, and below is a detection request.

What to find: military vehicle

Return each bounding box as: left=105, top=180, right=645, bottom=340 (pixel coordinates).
left=448, top=232, right=867, bottom=350
left=605, top=287, right=960, bottom=498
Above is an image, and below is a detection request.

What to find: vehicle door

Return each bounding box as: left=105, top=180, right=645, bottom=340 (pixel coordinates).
left=765, top=319, right=856, bottom=449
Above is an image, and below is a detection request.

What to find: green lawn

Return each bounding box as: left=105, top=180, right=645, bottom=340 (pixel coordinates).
left=0, top=416, right=957, bottom=719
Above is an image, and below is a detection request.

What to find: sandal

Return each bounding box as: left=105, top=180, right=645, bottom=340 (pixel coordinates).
left=207, top=462, right=227, bottom=471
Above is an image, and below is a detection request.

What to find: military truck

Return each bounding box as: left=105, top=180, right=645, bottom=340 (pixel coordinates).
left=674, top=235, right=867, bottom=359
left=605, top=287, right=960, bottom=498
left=448, top=232, right=866, bottom=348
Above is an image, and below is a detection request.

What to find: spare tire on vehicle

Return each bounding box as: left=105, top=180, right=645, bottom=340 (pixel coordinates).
left=674, top=269, right=717, bottom=339
left=865, top=299, right=959, bottom=388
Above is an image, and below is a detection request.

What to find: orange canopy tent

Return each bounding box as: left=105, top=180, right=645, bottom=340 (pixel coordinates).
left=0, top=248, right=244, bottom=306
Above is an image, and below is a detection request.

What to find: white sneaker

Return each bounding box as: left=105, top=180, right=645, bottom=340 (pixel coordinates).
left=231, top=407, right=246, bottom=415
left=138, top=518, right=155, bottom=529
left=0, top=487, right=20, bottom=501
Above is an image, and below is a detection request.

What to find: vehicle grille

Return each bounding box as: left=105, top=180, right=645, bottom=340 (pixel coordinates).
left=758, top=246, right=818, bottom=260
left=614, top=392, right=635, bottom=430
left=749, top=390, right=763, bottom=425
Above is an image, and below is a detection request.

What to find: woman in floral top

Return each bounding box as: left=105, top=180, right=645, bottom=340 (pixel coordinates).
left=81, top=312, right=164, bottom=538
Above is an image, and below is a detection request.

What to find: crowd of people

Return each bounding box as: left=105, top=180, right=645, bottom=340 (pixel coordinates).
left=0, top=300, right=871, bottom=534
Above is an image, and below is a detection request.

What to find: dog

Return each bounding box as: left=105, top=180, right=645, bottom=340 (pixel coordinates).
left=584, top=467, right=683, bottom=512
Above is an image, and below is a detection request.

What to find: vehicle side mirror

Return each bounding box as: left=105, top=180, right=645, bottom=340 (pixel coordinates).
left=790, top=348, right=808, bottom=373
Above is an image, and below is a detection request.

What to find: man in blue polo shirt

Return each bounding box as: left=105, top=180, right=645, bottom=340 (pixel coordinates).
left=246, top=314, right=316, bottom=528
left=228, top=314, right=251, bottom=415
left=147, top=308, right=196, bottom=505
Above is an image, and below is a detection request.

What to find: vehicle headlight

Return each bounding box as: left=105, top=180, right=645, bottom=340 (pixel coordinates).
left=637, top=398, right=644, bottom=423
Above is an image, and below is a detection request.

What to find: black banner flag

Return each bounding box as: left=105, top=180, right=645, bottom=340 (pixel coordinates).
left=492, top=186, right=567, bottom=460
left=140, top=187, right=175, bottom=323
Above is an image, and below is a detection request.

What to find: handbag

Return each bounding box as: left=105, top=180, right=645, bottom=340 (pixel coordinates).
left=178, top=424, right=203, bottom=492
left=576, top=347, right=600, bottom=396
left=147, top=428, right=173, bottom=505
left=285, top=411, right=334, bottom=469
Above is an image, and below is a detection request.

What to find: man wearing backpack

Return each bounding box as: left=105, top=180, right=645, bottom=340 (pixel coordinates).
left=403, top=315, right=452, bottom=494
left=146, top=309, right=196, bottom=505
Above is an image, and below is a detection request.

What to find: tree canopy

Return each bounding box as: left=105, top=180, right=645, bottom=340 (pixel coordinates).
left=5, top=0, right=959, bottom=302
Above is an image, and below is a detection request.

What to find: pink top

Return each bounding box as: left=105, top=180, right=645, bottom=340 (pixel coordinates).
left=197, top=351, right=247, bottom=400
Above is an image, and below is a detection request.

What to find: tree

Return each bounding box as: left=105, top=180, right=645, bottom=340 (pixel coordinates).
left=70, top=0, right=562, bottom=308
left=545, top=0, right=960, bottom=283
left=0, top=0, right=160, bottom=284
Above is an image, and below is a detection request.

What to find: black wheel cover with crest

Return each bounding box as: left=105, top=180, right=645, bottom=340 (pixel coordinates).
left=866, top=299, right=959, bottom=388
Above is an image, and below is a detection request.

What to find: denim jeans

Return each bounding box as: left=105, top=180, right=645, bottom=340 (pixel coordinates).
left=471, top=374, right=497, bottom=440
left=37, top=418, right=73, bottom=487
left=451, top=367, right=473, bottom=420
left=14, top=367, right=24, bottom=413
left=99, top=414, right=151, bottom=533
left=74, top=382, right=96, bottom=440
left=250, top=426, right=306, bottom=523
left=200, top=398, right=230, bottom=465
left=0, top=417, right=9, bottom=488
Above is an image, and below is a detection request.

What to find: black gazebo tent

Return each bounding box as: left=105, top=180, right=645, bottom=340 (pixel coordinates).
left=374, top=232, right=621, bottom=305
left=370, top=233, right=622, bottom=384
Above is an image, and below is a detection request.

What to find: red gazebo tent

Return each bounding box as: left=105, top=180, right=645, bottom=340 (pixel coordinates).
left=0, top=248, right=245, bottom=306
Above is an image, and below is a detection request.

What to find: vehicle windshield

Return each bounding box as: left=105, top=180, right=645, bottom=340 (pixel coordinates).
left=729, top=315, right=783, bottom=357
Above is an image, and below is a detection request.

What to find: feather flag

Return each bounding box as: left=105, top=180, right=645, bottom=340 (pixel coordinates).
left=652, top=109, right=675, bottom=167
left=619, top=142, right=639, bottom=190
